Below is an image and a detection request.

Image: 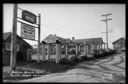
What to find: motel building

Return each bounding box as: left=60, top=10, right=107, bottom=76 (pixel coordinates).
left=38, top=34, right=106, bottom=63
left=112, top=37, right=125, bottom=51
left=3, top=32, right=33, bottom=66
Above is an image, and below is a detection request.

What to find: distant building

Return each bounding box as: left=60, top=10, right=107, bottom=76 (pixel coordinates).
left=42, top=34, right=105, bottom=56
left=3, top=32, right=33, bottom=66
left=72, top=37, right=105, bottom=55
left=112, top=37, right=125, bottom=51
left=43, top=34, right=75, bottom=55
left=40, top=34, right=106, bottom=62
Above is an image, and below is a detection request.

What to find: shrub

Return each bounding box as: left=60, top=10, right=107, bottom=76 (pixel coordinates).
left=71, top=55, right=79, bottom=62
left=77, top=56, right=85, bottom=62
left=81, top=55, right=87, bottom=60
left=59, top=58, right=77, bottom=65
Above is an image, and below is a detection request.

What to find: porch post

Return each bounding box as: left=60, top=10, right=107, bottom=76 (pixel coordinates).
left=47, top=44, right=50, bottom=60
left=91, top=43, right=94, bottom=51
left=42, top=41, right=46, bottom=61
left=56, top=41, right=61, bottom=63
left=76, top=44, right=78, bottom=54
left=86, top=45, right=89, bottom=55
left=84, top=44, right=86, bottom=55
left=65, top=45, right=68, bottom=58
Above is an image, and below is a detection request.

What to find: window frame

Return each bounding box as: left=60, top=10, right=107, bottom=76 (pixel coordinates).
left=5, top=43, right=19, bottom=51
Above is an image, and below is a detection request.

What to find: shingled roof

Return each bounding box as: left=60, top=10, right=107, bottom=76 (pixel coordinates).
left=112, top=37, right=125, bottom=44
left=43, top=34, right=75, bottom=44
left=73, top=37, right=104, bottom=44
left=3, top=32, right=12, bottom=40
left=3, top=32, right=33, bottom=49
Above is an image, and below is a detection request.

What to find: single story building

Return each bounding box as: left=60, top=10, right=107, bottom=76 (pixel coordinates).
left=42, top=34, right=76, bottom=59
left=72, top=37, right=106, bottom=55
left=112, top=37, right=125, bottom=51
left=39, top=34, right=105, bottom=63
left=3, top=32, right=33, bottom=66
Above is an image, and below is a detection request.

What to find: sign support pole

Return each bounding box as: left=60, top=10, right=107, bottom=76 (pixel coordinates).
left=37, top=13, right=41, bottom=63
left=10, top=4, right=18, bottom=72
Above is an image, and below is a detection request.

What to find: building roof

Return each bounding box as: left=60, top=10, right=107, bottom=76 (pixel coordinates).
left=43, top=34, right=104, bottom=45
left=3, top=32, right=33, bottom=49
left=73, top=37, right=104, bottom=44
left=112, top=37, right=125, bottom=44
left=3, top=32, right=12, bottom=40
left=43, top=34, right=75, bottom=44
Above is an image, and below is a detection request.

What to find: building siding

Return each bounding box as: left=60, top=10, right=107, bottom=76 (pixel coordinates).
left=113, top=38, right=125, bottom=50
left=3, top=33, right=32, bottom=66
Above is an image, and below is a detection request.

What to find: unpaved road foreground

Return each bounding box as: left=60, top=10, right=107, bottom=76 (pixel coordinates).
left=4, top=52, right=125, bottom=83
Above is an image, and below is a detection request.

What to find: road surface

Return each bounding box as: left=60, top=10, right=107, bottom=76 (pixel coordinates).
left=7, top=52, right=126, bottom=83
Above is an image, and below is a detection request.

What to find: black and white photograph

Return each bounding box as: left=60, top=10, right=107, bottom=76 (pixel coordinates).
left=2, top=4, right=125, bottom=83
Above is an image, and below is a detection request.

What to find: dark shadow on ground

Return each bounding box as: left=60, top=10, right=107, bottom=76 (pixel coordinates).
left=3, top=60, right=77, bottom=81
left=16, top=60, right=76, bottom=73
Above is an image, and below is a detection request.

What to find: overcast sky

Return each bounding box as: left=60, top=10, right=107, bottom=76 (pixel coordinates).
left=3, top=4, right=125, bottom=48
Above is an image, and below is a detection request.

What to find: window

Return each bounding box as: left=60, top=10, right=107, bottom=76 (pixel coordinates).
left=6, top=43, right=11, bottom=51
left=6, top=43, right=19, bottom=51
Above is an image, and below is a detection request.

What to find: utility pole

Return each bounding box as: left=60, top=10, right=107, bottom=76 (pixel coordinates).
left=37, top=13, right=41, bottom=63
left=101, top=13, right=112, bottom=49
left=10, top=4, right=18, bottom=72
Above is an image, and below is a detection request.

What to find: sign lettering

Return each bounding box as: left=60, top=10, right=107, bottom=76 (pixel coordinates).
left=21, top=23, right=35, bottom=40
left=22, top=10, right=37, bottom=24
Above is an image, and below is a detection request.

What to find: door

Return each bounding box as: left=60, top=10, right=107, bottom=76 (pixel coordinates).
left=27, top=49, right=32, bottom=61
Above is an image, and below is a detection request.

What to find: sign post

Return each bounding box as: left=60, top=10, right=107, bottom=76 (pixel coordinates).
left=37, top=13, right=41, bottom=63
left=10, top=4, right=18, bottom=72
left=10, top=5, right=41, bottom=71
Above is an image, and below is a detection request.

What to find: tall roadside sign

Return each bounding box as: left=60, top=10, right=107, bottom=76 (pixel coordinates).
left=10, top=4, right=41, bottom=72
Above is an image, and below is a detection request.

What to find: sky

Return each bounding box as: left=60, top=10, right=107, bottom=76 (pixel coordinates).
left=3, top=4, right=125, bottom=49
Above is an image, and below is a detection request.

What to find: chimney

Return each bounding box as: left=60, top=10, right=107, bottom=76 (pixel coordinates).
left=72, top=37, right=75, bottom=40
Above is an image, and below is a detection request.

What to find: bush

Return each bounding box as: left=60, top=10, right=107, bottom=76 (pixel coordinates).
left=77, top=56, right=84, bottom=62
left=59, top=58, right=77, bottom=65
left=93, top=49, right=112, bottom=58
left=71, top=55, right=79, bottom=62
left=93, top=50, right=101, bottom=58
left=80, top=55, right=87, bottom=60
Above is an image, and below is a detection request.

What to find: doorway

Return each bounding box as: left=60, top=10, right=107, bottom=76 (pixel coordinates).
left=27, top=49, right=32, bottom=61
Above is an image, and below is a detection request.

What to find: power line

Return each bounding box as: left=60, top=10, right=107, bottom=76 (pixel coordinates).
left=101, top=13, right=112, bottom=49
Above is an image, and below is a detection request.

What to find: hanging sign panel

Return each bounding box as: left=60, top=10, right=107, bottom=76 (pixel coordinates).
left=21, top=23, right=35, bottom=40
left=22, top=10, right=37, bottom=24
